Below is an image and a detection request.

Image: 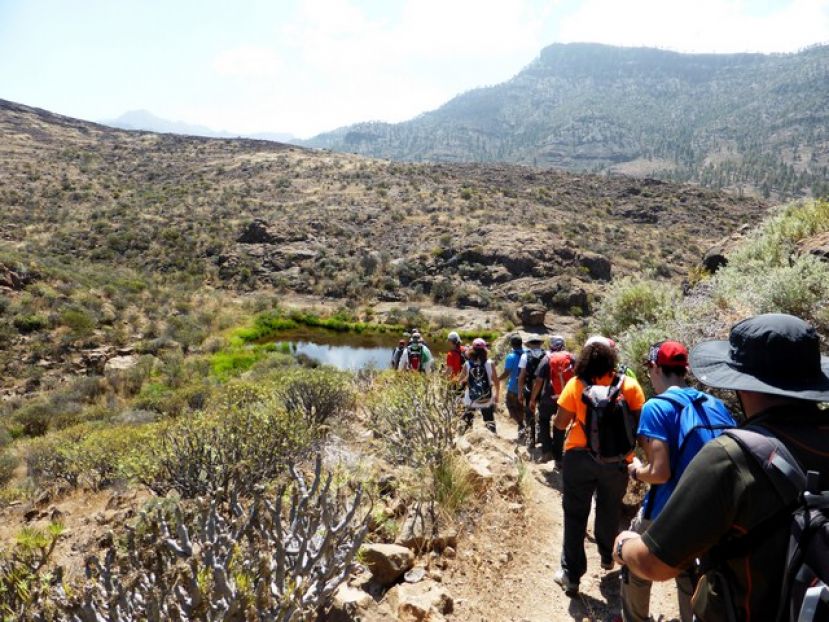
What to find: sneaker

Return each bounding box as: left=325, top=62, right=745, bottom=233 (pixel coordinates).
left=553, top=569, right=579, bottom=595
left=600, top=558, right=614, bottom=571
left=516, top=427, right=526, bottom=443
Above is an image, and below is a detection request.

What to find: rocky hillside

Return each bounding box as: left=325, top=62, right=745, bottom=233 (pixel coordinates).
left=306, top=43, right=829, bottom=200
left=0, top=98, right=768, bottom=315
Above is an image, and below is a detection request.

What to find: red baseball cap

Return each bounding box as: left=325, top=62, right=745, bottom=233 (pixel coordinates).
left=647, top=341, right=689, bottom=367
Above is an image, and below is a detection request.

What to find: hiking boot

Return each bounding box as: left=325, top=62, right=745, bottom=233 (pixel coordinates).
left=516, top=426, right=526, bottom=443
left=553, top=569, right=578, bottom=595
left=600, top=558, right=614, bottom=571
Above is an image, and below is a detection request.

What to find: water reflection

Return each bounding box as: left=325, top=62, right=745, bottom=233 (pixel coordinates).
left=278, top=341, right=394, bottom=371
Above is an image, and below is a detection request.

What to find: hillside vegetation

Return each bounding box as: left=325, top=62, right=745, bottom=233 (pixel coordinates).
left=306, top=43, right=829, bottom=200
left=0, top=98, right=766, bottom=398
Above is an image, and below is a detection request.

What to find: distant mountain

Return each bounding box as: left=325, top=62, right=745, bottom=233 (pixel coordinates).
left=305, top=43, right=829, bottom=199
left=104, top=110, right=296, bottom=144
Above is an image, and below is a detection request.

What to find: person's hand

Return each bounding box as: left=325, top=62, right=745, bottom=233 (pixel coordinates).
left=613, top=531, right=639, bottom=565
left=628, top=457, right=643, bottom=479
left=529, top=400, right=537, bottom=413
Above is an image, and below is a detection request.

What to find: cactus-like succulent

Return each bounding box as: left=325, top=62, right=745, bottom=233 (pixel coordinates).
left=57, top=455, right=369, bottom=621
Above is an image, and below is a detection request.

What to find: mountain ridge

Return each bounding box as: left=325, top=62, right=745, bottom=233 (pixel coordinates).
left=305, top=42, right=829, bottom=199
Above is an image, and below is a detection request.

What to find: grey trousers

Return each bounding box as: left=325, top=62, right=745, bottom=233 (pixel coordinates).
left=621, top=511, right=695, bottom=622
left=560, top=449, right=628, bottom=583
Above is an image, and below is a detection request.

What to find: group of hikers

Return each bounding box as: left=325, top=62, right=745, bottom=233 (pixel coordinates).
left=389, top=314, right=829, bottom=622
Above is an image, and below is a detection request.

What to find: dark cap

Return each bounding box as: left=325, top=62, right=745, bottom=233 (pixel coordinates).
left=690, top=313, right=829, bottom=401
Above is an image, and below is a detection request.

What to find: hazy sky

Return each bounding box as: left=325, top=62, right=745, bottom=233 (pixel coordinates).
left=1, top=0, right=827, bottom=138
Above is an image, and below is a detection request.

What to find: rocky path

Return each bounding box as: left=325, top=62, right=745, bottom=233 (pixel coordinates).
left=442, top=411, right=681, bottom=622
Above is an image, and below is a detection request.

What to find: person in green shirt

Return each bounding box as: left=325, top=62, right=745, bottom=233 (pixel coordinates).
left=612, top=314, right=829, bottom=622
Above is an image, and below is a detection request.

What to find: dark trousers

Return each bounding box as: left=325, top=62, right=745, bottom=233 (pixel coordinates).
left=560, top=450, right=628, bottom=583
left=537, top=402, right=565, bottom=459
left=464, top=405, right=495, bottom=432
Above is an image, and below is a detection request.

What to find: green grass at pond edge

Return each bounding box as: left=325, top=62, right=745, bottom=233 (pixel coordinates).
left=212, top=309, right=500, bottom=379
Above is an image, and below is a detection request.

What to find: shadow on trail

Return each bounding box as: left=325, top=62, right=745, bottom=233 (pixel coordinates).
left=567, top=589, right=621, bottom=621
left=533, top=460, right=564, bottom=493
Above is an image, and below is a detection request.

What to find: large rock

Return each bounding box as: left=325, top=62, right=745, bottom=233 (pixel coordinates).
left=385, top=581, right=454, bottom=622
left=360, top=543, right=414, bottom=586
left=578, top=251, right=612, bottom=281
left=518, top=304, right=547, bottom=327
left=237, top=219, right=279, bottom=244
left=798, top=231, right=829, bottom=262
left=323, top=584, right=386, bottom=622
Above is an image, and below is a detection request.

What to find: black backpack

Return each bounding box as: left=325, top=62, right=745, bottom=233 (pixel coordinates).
left=523, top=349, right=546, bottom=396
left=581, top=373, right=636, bottom=462
left=467, top=358, right=493, bottom=406
left=712, top=426, right=829, bottom=622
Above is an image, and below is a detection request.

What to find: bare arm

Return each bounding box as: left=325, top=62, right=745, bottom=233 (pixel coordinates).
left=612, top=532, right=681, bottom=582
left=492, top=366, right=500, bottom=401
left=517, top=369, right=527, bottom=403
left=553, top=405, right=575, bottom=430
left=529, top=377, right=544, bottom=410
left=629, top=436, right=671, bottom=484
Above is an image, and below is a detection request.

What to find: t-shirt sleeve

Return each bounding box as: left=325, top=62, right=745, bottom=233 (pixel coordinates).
left=622, top=377, right=646, bottom=411
left=637, top=399, right=670, bottom=442
left=518, top=353, right=528, bottom=369
left=557, top=376, right=580, bottom=412
left=642, top=439, right=739, bottom=568
left=535, top=357, right=549, bottom=379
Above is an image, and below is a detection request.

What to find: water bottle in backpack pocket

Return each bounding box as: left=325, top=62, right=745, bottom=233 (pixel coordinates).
left=581, top=374, right=636, bottom=462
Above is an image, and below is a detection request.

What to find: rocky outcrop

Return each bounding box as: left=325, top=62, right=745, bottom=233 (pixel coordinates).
left=518, top=304, right=546, bottom=327
left=798, top=231, right=829, bottom=262
left=237, top=219, right=279, bottom=244
left=0, top=263, right=37, bottom=290
left=578, top=251, right=612, bottom=281
left=385, top=581, right=454, bottom=622
left=361, top=544, right=415, bottom=586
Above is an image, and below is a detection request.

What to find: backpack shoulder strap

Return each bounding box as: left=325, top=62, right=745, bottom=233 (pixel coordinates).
left=724, top=427, right=806, bottom=503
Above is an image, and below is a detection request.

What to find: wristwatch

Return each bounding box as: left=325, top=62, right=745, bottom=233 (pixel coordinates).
left=616, top=537, right=632, bottom=564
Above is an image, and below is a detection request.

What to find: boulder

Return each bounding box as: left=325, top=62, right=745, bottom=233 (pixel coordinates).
left=385, top=581, right=454, bottom=622
left=323, top=584, right=378, bottom=622
left=104, top=355, right=139, bottom=374
left=518, top=304, right=546, bottom=327
left=237, top=219, right=279, bottom=244
left=798, top=231, right=829, bottom=262
left=578, top=251, right=612, bottom=281
left=466, top=456, right=494, bottom=493
left=360, top=543, right=414, bottom=586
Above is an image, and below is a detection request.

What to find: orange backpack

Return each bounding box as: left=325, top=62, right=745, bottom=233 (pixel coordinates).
left=549, top=351, right=575, bottom=396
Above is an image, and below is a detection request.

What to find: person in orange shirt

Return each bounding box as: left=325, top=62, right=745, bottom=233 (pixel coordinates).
left=552, top=337, right=646, bottom=596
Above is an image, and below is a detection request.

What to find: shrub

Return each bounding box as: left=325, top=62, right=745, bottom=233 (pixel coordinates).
left=59, top=457, right=368, bottom=621
left=0, top=451, right=18, bottom=487
left=278, top=368, right=356, bottom=427
left=0, top=522, right=64, bottom=620
left=590, top=276, right=679, bottom=338
left=13, top=314, right=47, bottom=334
left=136, top=402, right=312, bottom=499
left=60, top=308, right=96, bottom=338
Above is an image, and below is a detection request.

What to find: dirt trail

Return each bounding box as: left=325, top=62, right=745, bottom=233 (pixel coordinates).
left=443, top=410, right=681, bottom=622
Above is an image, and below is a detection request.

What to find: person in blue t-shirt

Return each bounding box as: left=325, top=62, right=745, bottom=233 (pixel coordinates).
left=499, top=335, right=526, bottom=438
left=621, top=340, right=735, bottom=622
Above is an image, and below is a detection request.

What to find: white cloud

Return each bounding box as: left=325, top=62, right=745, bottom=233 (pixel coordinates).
left=557, top=0, right=829, bottom=53
left=213, top=46, right=282, bottom=78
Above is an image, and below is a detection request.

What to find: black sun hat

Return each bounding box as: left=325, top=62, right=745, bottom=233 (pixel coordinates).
left=689, top=313, right=829, bottom=402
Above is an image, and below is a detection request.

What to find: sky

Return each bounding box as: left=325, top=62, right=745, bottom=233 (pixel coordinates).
left=0, top=0, right=827, bottom=139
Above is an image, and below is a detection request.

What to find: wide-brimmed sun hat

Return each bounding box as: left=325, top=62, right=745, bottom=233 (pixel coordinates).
left=689, top=313, right=829, bottom=402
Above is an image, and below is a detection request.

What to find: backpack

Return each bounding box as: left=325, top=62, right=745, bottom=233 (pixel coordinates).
left=643, top=390, right=734, bottom=519
left=523, top=349, right=546, bottom=396
left=407, top=343, right=423, bottom=372
left=391, top=346, right=404, bottom=369
left=710, top=426, right=829, bottom=622
left=467, top=358, right=493, bottom=406
left=548, top=351, right=575, bottom=396
left=581, top=374, right=636, bottom=462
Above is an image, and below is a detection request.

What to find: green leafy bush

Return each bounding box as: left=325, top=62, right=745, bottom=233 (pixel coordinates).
left=12, top=314, right=47, bottom=334
left=278, top=368, right=356, bottom=427
left=0, top=451, right=18, bottom=487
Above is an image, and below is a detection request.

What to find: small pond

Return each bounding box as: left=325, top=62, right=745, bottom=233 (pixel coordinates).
left=273, top=328, right=447, bottom=371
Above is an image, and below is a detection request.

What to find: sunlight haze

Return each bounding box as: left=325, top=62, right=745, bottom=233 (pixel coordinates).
left=0, top=0, right=827, bottom=138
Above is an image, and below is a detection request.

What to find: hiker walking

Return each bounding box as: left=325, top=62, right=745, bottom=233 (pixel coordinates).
left=553, top=338, right=646, bottom=595
left=518, top=336, right=547, bottom=450
left=529, top=335, right=574, bottom=464
left=613, top=314, right=829, bottom=622
left=500, top=334, right=526, bottom=437
left=620, top=340, right=735, bottom=622
left=445, top=331, right=466, bottom=378
left=397, top=332, right=433, bottom=372
left=459, top=338, right=500, bottom=433
left=390, top=339, right=406, bottom=370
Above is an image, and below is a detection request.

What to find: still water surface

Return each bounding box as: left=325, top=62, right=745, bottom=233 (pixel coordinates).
left=273, top=328, right=446, bottom=371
